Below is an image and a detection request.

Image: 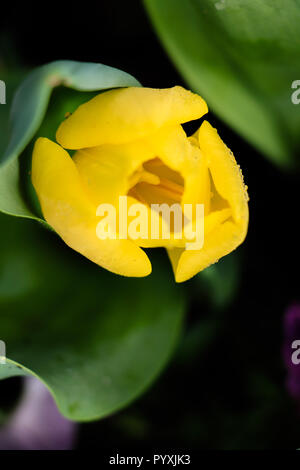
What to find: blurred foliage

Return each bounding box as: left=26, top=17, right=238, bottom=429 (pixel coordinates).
left=77, top=317, right=300, bottom=450
left=0, top=68, right=26, bottom=156
left=0, top=212, right=185, bottom=421
left=194, top=251, right=241, bottom=310
left=144, top=0, right=300, bottom=168
left=0, top=61, right=140, bottom=220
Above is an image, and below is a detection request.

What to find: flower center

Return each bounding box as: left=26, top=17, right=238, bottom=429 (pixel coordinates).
left=127, top=158, right=184, bottom=207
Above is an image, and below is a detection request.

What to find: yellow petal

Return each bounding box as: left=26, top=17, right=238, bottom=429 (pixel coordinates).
left=72, top=140, right=153, bottom=207
left=73, top=125, right=194, bottom=204
left=198, top=121, right=248, bottom=224
left=31, top=138, right=151, bottom=277
left=124, top=195, right=178, bottom=249
left=168, top=220, right=245, bottom=283
left=183, top=137, right=211, bottom=213
left=56, top=86, right=208, bottom=149
left=72, top=126, right=212, bottom=251
left=168, top=121, right=249, bottom=282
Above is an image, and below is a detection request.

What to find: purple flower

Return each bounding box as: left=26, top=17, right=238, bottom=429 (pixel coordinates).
left=283, top=303, right=300, bottom=402
left=0, top=377, right=77, bottom=450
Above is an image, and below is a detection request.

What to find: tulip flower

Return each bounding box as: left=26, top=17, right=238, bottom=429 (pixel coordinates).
left=32, top=86, right=248, bottom=282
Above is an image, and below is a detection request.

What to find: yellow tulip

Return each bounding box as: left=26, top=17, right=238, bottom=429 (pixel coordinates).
left=32, top=86, right=248, bottom=282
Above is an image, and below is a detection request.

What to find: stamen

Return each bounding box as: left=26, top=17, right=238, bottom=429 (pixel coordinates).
left=157, top=177, right=184, bottom=197
left=129, top=167, right=160, bottom=187
left=147, top=183, right=182, bottom=203
left=128, top=158, right=184, bottom=207
left=128, top=187, right=149, bottom=206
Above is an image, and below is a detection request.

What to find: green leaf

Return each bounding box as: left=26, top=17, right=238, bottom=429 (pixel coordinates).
left=144, top=0, right=300, bottom=167
left=0, top=213, right=185, bottom=421
left=0, top=60, right=141, bottom=220
left=0, top=69, right=26, bottom=156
